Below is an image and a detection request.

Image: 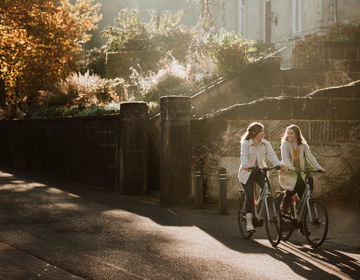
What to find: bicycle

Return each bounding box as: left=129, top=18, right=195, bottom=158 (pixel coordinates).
left=276, top=168, right=328, bottom=248
left=237, top=166, right=282, bottom=247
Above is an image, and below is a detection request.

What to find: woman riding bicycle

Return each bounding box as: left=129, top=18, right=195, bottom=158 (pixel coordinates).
left=238, top=122, right=284, bottom=232
left=279, top=125, right=326, bottom=213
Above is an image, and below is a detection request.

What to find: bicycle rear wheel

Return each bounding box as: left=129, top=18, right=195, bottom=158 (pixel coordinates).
left=237, top=192, right=253, bottom=239
left=276, top=194, right=293, bottom=241
left=281, top=214, right=293, bottom=241
left=265, top=197, right=282, bottom=247
left=303, top=198, right=328, bottom=248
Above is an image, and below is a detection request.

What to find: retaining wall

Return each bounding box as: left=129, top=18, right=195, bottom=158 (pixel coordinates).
left=191, top=42, right=360, bottom=118
left=191, top=81, right=360, bottom=200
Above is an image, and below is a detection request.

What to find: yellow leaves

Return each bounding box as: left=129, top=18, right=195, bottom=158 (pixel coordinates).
left=0, top=0, right=101, bottom=117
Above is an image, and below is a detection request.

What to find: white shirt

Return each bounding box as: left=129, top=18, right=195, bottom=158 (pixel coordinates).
left=278, top=141, right=322, bottom=190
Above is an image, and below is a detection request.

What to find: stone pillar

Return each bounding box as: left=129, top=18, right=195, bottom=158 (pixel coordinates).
left=160, top=96, right=191, bottom=205
left=119, top=102, right=148, bottom=195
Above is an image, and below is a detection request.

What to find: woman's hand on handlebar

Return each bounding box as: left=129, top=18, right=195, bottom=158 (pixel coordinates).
left=279, top=163, right=286, bottom=171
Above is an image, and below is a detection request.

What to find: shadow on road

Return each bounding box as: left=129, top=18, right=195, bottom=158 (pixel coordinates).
left=0, top=168, right=359, bottom=280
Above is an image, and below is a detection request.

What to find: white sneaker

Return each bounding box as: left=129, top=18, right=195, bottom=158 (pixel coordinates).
left=247, top=222, right=255, bottom=232
left=246, top=213, right=255, bottom=232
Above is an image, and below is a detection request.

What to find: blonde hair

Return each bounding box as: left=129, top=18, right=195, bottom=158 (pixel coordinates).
left=240, top=122, right=264, bottom=144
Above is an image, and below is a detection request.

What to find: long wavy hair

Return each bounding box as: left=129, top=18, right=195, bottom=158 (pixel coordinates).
left=240, top=122, right=264, bottom=144
left=281, top=124, right=307, bottom=145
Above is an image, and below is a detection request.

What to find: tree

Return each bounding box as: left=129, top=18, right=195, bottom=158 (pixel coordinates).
left=191, top=0, right=221, bottom=29
left=0, top=0, right=102, bottom=117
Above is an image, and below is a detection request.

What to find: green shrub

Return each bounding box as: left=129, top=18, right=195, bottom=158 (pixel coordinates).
left=327, top=20, right=360, bottom=42
left=292, top=20, right=360, bottom=67
left=147, top=9, right=193, bottom=61
left=190, top=28, right=261, bottom=75
left=129, top=55, right=203, bottom=114
left=82, top=46, right=107, bottom=78
left=25, top=71, right=123, bottom=118
left=211, top=30, right=255, bottom=72
left=102, top=8, right=192, bottom=57
left=77, top=104, right=120, bottom=116
left=292, top=34, right=326, bottom=68
left=102, top=8, right=153, bottom=52
left=130, top=54, right=212, bottom=97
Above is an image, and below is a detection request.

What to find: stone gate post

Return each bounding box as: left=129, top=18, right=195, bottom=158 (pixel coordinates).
left=119, top=102, right=148, bottom=195
left=160, top=96, right=191, bottom=205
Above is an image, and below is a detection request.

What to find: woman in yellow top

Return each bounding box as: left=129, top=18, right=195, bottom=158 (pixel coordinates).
left=279, top=125, right=326, bottom=212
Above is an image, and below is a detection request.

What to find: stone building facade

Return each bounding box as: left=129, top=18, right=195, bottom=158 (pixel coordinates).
left=219, top=0, right=360, bottom=43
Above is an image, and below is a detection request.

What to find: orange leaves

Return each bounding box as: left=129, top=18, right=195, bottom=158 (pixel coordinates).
left=0, top=0, right=102, bottom=117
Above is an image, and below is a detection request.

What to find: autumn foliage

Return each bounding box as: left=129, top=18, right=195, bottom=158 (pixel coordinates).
left=0, top=0, right=102, bottom=117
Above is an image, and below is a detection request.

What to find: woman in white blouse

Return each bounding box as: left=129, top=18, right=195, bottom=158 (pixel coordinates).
left=279, top=124, right=326, bottom=213
left=238, top=122, right=283, bottom=232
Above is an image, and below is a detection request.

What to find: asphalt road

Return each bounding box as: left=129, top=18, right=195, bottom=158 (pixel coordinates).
left=0, top=168, right=359, bottom=280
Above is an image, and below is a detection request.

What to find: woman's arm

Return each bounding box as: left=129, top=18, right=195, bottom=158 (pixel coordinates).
left=281, top=142, right=294, bottom=170
left=240, top=141, right=249, bottom=169
left=304, top=145, right=323, bottom=170
left=265, top=140, right=281, bottom=166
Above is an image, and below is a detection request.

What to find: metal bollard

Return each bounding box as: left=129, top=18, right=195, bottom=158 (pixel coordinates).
left=195, top=168, right=204, bottom=208
left=218, top=167, right=228, bottom=215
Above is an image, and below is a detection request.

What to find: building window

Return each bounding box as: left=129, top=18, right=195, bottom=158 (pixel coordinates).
left=292, top=0, right=302, bottom=34
left=238, top=0, right=246, bottom=38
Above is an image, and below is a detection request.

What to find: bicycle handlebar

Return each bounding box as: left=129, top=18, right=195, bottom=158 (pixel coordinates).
left=248, top=166, right=280, bottom=172
left=295, top=168, right=325, bottom=174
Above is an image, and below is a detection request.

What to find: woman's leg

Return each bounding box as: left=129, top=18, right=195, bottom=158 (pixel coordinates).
left=253, top=171, right=265, bottom=191
left=242, top=174, right=255, bottom=214
left=294, top=175, right=306, bottom=200
left=282, top=189, right=296, bottom=213
left=242, top=173, right=256, bottom=231
left=294, top=176, right=306, bottom=233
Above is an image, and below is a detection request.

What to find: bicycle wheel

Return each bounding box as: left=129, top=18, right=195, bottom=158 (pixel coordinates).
left=265, top=197, right=282, bottom=247
left=276, top=194, right=293, bottom=241
left=237, top=192, right=253, bottom=239
left=303, top=198, right=328, bottom=248
left=281, top=213, right=294, bottom=241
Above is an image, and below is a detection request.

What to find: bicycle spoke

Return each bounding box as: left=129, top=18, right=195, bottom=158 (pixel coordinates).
left=265, top=197, right=282, bottom=247
left=303, top=199, right=328, bottom=247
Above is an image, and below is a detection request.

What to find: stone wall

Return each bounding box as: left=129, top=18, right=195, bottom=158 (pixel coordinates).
left=191, top=80, right=360, bottom=200
left=191, top=42, right=360, bottom=118
left=190, top=57, right=282, bottom=117
left=0, top=103, right=149, bottom=195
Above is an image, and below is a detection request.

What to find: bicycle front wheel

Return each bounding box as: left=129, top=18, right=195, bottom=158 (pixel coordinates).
left=303, top=198, right=328, bottom=248
left=265, top=197, right=282, bottom=247
left=237, top=192, right=253, bottom=239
